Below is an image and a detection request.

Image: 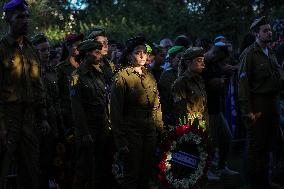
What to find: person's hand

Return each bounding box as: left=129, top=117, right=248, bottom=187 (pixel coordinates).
left=82, top=134, right=94, bottom=145
left=40, top=120, right=51, bottom=135
left=248, top=112, right=262, bottom=125
left=222, top=64, right=237, bottom=75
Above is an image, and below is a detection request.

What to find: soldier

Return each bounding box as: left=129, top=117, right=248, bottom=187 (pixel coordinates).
left=31, top=33, right=63, bottom=188
left=32, top=33, right=63, bottom=136
left=148, top=46, right=165, bottom=82
left=110, top=36, right=163, bottom=189
left=158, top=45, right=185, bottom=127
left=239, top=16, right=283, bottom=189
left=70, top=39, right=109, bottom=189
left=87, top=28, right=115, bottom=85
left=172, top=47, right=207, bottom=124
left=0, top=0, right=50, bottom=188
left=87, top=29, right=117, bottom=183
left=57, top=33, right=83, bottom=131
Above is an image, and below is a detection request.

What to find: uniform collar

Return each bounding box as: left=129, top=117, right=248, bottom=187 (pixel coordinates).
left=253, top=41, right=271, bottom=54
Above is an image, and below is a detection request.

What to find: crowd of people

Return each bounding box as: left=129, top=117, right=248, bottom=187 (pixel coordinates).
left=0, top=0, right=284, bottom=189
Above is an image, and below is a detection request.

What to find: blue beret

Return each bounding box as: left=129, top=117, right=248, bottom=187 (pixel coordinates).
left=3, top=0, right=28, bottom=11
left=214, top=36, right=225, bottom=43
left=214, top=42, right=226, bottom=47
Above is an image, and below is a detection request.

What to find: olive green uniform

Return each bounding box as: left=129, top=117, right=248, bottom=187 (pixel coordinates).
left=239, top=41, right=283, bottom=187
left=43, top=65, right=63, bottom=137
left=70, top=62, right=109, bottom=189
left=56, top=60, right=76, bottom=130
left=100, top=57, right=115, bottom=123
left=158, top=67, right=178, bottom=127
left=110, top=67, right=163, bottom=189
left=40, top=65, right=63, bottom=188
left=0, top=34, right=46, bottom=189
left=172, top=70, right=207, bottom=124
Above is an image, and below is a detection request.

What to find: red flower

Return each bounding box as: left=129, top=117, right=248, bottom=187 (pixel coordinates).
left=176, top=124, right=190, bottom=136
left=158, top=161, right=166, bottom=172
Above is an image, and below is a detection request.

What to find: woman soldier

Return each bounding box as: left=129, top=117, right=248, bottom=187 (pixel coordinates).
left=173, top=47, right=207, bottom=125
left=110, top=36, right=163, bottom=189
left=70, top=39, right=110, bottom=189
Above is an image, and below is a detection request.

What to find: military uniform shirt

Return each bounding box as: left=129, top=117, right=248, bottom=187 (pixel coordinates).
left=0, top=34, right=45, bottom=117
left=110, top=67, right=163, bottom=148
left=239, top=41, right=281, bottom=115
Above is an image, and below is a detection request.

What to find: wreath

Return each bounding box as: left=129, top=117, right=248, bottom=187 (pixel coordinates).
left=158, top=114, right=211, bottom=189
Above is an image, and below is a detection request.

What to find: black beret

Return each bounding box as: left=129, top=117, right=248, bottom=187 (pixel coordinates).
left=250, top=16, right=269, bottom=30
left=31, top=33, right=48, bottom=46
left=78, top=39, right=102, bottom=52
left=87, top=28, right=106, bottom=39
left=182, top=47, right=204, bottom=61
left=125, top=36, right=147, bottom=53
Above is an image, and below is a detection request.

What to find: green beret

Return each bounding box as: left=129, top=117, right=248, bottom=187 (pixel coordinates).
left=31, top=33, right=48, bottom=46
left=87, top=28, right=106, bottom=39
left=250, top=16, right=269, bottom=30
left=168, top=45, right=185, bottom=55
left=78, top=39, right=102, bottom=52
left=182, top=47, right=204, bottom=60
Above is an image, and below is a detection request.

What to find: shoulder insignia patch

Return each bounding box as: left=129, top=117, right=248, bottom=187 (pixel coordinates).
left=71, top=74, right=79, bottom=87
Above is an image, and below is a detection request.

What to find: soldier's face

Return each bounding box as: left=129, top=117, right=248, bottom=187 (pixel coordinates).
left=89, top=49, right=103, bottom=62
left=96, top=36, right=108, bottom=56
left=131, top=45, right=147, bottom=67
left=146, top=54, right=155, bottom=65
left=70, top=41, right=81, bottom=57
left=36, top=41, right=50, bottom=65
left=189, top=56, right=205, bottom=73
left=155, top=51, right=166, bottom=65
left=257, top=24, right=272, bottom=43
left=8, top=10, right=29, bottom=36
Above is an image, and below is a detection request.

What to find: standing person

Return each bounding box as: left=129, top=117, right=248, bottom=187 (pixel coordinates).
left=110, top=36, right=163, bottom=189
left=172, top=47, right=207, bottom=124
left=239, top=16, right=283, bottom=189
left=149, top=46, right=165, bottom=82
left=32, top=33, right=63, bottom=137
left=57, top=33, right=83, bottom=131
left=87, top=28, right=115, bottom=85
left=203, top=43, right=238, bottom=179
left=159, top=45, right=185, bottom=127
left=70, top=40, right=110, bottom=189
left=56, top=33, right=83, bottom=188
left=0, top=0, right=50, bottom=188
left=31, top=33, right=62, bottom=188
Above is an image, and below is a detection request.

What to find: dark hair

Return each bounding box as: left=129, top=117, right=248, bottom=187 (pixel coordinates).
left=200, top=38, right=213, bottom=52
left=206, top=46, right=229, bottom=63
left=118, top=49, right=129, bottom=67
left=174, top=35, right=192, bottom=47
left=60, top=42, right=70, bottom=62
